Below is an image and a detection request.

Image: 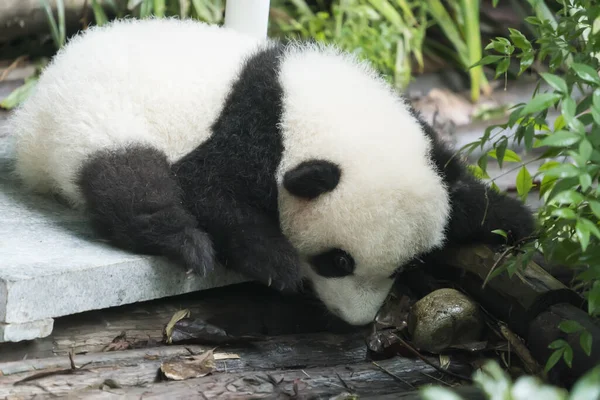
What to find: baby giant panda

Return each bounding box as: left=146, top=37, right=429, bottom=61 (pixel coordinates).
left=8, top=18, right=534, bottom=325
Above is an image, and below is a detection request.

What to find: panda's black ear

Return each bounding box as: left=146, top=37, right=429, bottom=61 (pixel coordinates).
left=283, top=159, right=341, bottom=200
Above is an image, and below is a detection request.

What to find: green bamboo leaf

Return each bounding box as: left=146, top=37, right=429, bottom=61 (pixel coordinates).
left=519, top=93, right=561, bottom=117
left=495, top=57, right=510, bottom=78
left=539, top=160, right=562, bottom=172
left=495, top=138, right=508, bottom=168
left=580, top=330, right=593, bottom=356
left=550, top=190, right=584, bottom=204
left=579, top=140, right=593, bottom=162
left=541, top=72, right=568, bottom=93
left=552, top=208, right=577, bottom=219
left=518, top=49, right=534, bottom=75
left=470, top=55, right=504, bottom=68
left=593, top=89, right=600, bottom=109
left=580, top=173, right=592, bottom=191
left=563, top=345, right=574, bottom=368
left=548, top=339, right=568, bottom=349
left=545, top=348, right=565, bottom=373
left=576, top=219, right=591, bottom=251
left=508, top=28, right=531, bottom=50
left=543, top=164, right=579, bottom=179
left=562, top=97, right=576, bottom=125
left=589, top=201, right=600, bottom=218
left=516, top=166, right=533, bottom=200
left=571, top=63, right=600, bottom=85
left=581, top=218, right=600, bottom=239
left=491, top=229, right=508, bottom=239
left=488, top=148, right=521, bottom=162
left=559, top=320, right=584, bottom=333
left=537, top=130, right=581, bottom=147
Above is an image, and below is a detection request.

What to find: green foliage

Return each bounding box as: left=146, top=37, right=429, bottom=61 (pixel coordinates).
left=421, top=360, right=600, bottom=400
left=465, top=0, right=600, bottom=373
left=0, top=0, right=225, bottom=110
left=270, top=0, right=427, bottom=90
left=271, top=0, right=489, bottom=100
left=39, top=0, right=66, bottom=49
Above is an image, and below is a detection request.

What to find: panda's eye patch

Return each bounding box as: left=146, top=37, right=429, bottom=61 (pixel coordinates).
left=310, top=249, right=355, bottom=277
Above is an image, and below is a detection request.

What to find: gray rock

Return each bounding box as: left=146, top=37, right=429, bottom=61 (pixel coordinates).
left=408, top=288, right=484, bottom=353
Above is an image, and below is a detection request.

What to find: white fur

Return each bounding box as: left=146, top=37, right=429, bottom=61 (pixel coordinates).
left=276, top=44, right=450, bottom=325
left=9, top=18, right=264, bottom=207
left=9, top=19, right=451, bottom=326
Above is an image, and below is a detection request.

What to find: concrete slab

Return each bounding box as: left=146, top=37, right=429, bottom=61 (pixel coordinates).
left=0, top=113, right=248, bottom=343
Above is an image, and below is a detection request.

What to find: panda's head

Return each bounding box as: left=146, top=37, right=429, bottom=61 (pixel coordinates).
left=278, top=156, right=449, bottom=325
left=274, top=43, right=452, bottom=325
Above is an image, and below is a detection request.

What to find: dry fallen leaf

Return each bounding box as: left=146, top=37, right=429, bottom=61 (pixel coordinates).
left=160, top=349, right=216, bottom=381
left=164, top=309, right=191, bottom=344
left=214, top=353, right=241, bottom=360
left=102, top=331, right=130, bottom=352
left=164, top=316, right=264, bottom=345
left=439, top=354, right=451, bottom=370
left=160, top=350, right=241, bottom=381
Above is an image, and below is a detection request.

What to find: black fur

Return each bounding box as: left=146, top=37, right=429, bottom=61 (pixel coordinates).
left=283, top=160, right=341, bottom=199
left=409, top=106, right=535, bottom=250
left=78, top=145, right=216, bottom=275
left=172, top=44, right=302, bottom=291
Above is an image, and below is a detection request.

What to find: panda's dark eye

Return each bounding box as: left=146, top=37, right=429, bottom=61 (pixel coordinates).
left=310, top=249, right=355, bottom=277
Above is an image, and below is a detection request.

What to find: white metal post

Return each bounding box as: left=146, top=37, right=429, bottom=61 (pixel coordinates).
left=224, top=0, right=271, bottom=39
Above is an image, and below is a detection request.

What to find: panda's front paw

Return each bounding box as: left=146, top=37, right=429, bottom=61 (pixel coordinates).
left=263, top=257, right=303, bottom=293
left=228, top=234, right=303, bottom=292
left=178, top=227, right=217, bottom=276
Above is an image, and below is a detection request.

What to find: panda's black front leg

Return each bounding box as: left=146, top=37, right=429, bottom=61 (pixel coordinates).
left=185, top=193, right=303, bottom=292
left=78, top=145, right=217, bottom=276
left=219, top=214, right=303, bottom=292
left=445, top=175, right=536, bottom=247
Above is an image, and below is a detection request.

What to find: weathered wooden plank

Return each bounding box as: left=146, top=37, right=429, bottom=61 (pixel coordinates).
left=54, top=367, right=486, bottom=400
left=1, top=332, right=375, bottom=378
left=0, top=339, right=474, bottom=399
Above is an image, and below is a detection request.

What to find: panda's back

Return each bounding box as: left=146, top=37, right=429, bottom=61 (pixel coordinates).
left=9, top=18, right=265, bottom=206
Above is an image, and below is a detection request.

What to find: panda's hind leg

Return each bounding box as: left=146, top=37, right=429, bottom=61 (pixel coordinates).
left=77, top=145, right=216, bottom=275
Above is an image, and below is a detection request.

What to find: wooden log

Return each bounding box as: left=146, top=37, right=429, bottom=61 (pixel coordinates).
left=441, top=245, right=584, bottom=338
left=0, top=333, right=475, bottom=398
left=419, top=245, right=599, bottom=385
left=527, top=303, right=600, bottom=386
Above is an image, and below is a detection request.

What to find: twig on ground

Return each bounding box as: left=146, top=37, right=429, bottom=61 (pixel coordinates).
left=498, top=322, right=543, bottom=376
left=391, top=334, right=473, bottom=383
left=0, top=56, right=28, bottom=82
left=13, top=351, right=89, bottom=386
left=372, top=361, right=416, bottom=389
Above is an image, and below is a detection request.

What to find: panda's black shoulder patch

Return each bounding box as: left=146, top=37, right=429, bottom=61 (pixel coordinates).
left=172, top=42, right=304, bottom=291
